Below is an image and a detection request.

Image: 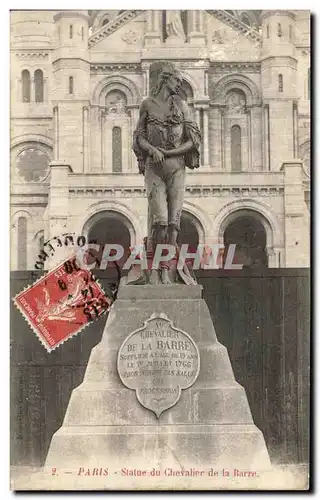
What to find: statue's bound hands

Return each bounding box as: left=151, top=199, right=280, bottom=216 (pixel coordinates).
left=150, top=147, right=165, bottom=166
left=157, top=140, right=194, bottom=158
left=157, top=147, right=176, bottom=157
left=157, top=147, right=168, bottom=155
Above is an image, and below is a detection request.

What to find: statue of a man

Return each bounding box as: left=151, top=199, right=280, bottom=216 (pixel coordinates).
left=166, top=10, right=186, bottom=41
left=133, top=62, right=201, bottom=285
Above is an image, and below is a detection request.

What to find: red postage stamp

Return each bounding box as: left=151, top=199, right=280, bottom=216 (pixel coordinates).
left=13, top=257, right=112, bottom=352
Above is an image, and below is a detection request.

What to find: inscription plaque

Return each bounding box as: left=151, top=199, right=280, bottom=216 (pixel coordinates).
left=117, top=312, right=200, bottom=418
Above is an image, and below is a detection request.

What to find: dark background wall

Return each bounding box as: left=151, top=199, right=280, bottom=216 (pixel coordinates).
left=10, top=269, right=310, bottom=467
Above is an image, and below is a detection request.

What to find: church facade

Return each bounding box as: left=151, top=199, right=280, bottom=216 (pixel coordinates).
left=10, top=10, right=310, bottom=270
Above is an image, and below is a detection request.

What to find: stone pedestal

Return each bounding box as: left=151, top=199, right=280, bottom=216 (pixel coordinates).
left=45, top=280, right=270, bottom=477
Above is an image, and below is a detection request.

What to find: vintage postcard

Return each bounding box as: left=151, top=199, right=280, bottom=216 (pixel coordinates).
left=10, top=9, right=310, bottom=491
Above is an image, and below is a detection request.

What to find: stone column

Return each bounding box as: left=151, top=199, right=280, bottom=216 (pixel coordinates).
left=100, top=108, right=106, bottom=171
left=127, top=109, right=133, bottom=172
left=282, top=161, right=310, bottom=267
left=30, top=77, right=35, bottom=103
left=122, top=119, right=129, bottom=173
left=152, top=10, right=161, bottom=33
left=146, top=10, right=153, bottom=31
left=203, top=108, right=209, bottom=165
left=189, top=10, right=197, bottom=32
left=293, top=102, right=298, bottom=158
left=142, top=65, right=150, bottom=98
left=221, top=108, right=225, bottom=170
left=53, top=106, right=59, bottom=160
left=83, top=106, right=89, bottom=172
left=204, top=70, right=209, bottom=95
left=247, top=107, right=252, bottom=171
left=275, top=247, right=285, bottom=267
left=130, top=106, right=139, bottom=171
left=266, top=247, right=279, bottom=268
left=210, top=106, right=221, bottom=169
left=43, top=77, right=48, bottom=102
left=144, top=10, right=162, bottom=45
left=195, top=108, right=200, bottom=129
left=263, top=104, right=270, bottom=171
left=251, top=105, right=263, bottom=171
left=189, top=10, right=206, bottom=45
left=89, top=106, right=102, bottom=172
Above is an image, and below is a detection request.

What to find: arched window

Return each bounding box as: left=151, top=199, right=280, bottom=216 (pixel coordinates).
left=231, top=125, right=242, bottom=172
left=17, top=217, right=27, bottom=270
left=69, top=24, right=73, bottom=39
left=308, top=68, right=310, bottom=100
left=81, top=26, right=84, bottom=40
left=34, top=69, right=44, bottom=102
left=266, top=24, right=270, bottom=38
left=21, top=70, right=30, bottom=102
left=102, top=18, right=109, bottom=26
left=278, top=74, right=283, bottom=92
left=69, top=76, right=74, bottom=94
left=112, top=127, right=122, bottom=172
left=224, top=216, right=268, bottom=268
left=277, top=23, right=282, bottom=37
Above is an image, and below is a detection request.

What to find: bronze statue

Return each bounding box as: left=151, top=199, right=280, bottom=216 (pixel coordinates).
left=132, top=61, right=201, bottom=285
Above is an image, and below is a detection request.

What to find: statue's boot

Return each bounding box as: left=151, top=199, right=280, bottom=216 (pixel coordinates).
left=160, top=268, right=171, bottom=285
left=179, top=264, right=198, bottom=285
left=149, top=269, right=159, bottom=285
left=126, top=273, right=147, bottom=286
